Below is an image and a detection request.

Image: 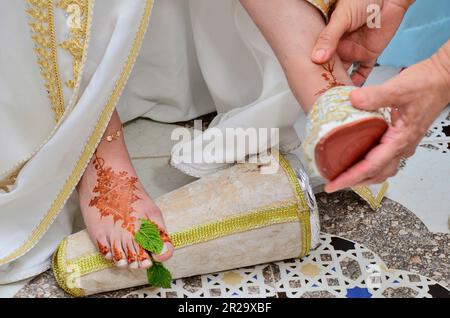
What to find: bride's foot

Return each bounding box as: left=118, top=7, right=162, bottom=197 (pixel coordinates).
left=303, top=86, right=388, bottom=180
left=77, top=112, right=174, bottom=269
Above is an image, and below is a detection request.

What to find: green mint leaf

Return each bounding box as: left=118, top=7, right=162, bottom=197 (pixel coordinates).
left=135, top=219, right=173, bottom=289
left=134, top=218, right=164, bottom=254
left=147, top=262, right=172, bottom=289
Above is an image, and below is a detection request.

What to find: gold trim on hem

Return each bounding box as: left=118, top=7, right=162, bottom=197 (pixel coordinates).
left=352, top=183, right=389, bottom=211
left=0, top=0, right=155, bottom=267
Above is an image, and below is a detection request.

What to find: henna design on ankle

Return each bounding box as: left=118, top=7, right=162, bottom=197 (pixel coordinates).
left=315, top=59, right=345, bottom=96
left=89, top=152, right=141, bottom=234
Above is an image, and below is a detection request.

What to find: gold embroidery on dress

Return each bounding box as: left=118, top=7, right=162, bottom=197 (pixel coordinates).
left=0, top=0, right=155, bottom=267
left=0, top=164, right=25, bottom=193
left=0, top=172, right=18, bottom=193
left=57, top=0, right=89, bottom=89
left=26, top=0, right=66, bottom=122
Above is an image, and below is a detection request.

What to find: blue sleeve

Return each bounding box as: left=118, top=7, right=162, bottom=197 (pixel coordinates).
left=378, top=0, right=450, bottom=67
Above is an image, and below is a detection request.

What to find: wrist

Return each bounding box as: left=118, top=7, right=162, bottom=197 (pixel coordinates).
left=390, top=0, right=415, bottom=10
left=401, top=0, right=415, bottom=8
left=431, top=43, right=450, bottom=103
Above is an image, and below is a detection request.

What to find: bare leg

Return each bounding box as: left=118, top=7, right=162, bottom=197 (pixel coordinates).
left=241, top=0, right=388, bottom=180
left=77, top=110, right=174, bottom=269
left=240, top=0, right=353, bottom=112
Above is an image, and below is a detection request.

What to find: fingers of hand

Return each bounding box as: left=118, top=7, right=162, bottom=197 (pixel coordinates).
left=356, top=156, right=402, bottom=187
left=312, top=8, right=351, bottom=64
left=325, top=131, right=404, bottom=192
left=350, top=81, right=398, bottom=111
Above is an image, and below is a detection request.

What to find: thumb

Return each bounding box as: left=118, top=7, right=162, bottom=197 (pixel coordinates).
left=350, top=83, right=396, bottom=111
left=312, top=11, right=349, bottom=64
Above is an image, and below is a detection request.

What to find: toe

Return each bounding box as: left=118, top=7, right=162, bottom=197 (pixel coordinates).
left=140, top=213, right=174, bottom=263
left=135, top=243, right=152, bottom=270
left=124, top=238, right=139, bottom=269
left=112, top=240, right=128, bottom=269
left=152, top=242, right=174, bottom=263
left=96, top=236, right=112, bottom=260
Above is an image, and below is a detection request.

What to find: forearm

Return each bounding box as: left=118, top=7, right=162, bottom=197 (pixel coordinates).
left=401, top=0, right=415, bottom=7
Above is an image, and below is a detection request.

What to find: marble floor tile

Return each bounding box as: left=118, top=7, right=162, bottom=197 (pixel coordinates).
left=123, top=117, right=198, bottom=198
left=132, top=157, right=196, bottom=198
left=125, top=119, right=191, bottom=159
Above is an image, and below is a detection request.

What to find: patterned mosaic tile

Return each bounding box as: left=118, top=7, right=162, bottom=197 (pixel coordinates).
left=119, top=233, right=449, bottom=299
left=422, top=107, right=450, bottom=153
left=125, top=264, right=277, bottom=298
left=318, top=193, right=450, bottom=288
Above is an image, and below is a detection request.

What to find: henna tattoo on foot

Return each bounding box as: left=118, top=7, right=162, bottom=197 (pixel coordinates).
left=89, top=152, right=141, bottom=234
left=84, top=125, right=174, bottom=268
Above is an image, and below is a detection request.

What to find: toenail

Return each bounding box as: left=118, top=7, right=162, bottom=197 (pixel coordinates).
left=129, top=262, right=139, bottom=270
left=97, top=240, right=109, bottom=255
left=141, top=259, right=152, bottom=269
left=104, top=252, right=112, bottom=260
left=158, top=243, right=169, bottom=255
left=116, top=259, right=128, bottom=268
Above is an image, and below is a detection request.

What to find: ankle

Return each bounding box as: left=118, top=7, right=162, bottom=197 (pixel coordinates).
left=285, top=58, right=353, bottom=113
